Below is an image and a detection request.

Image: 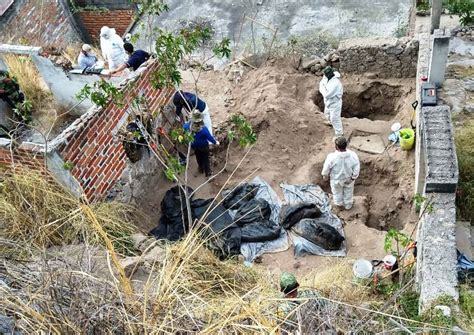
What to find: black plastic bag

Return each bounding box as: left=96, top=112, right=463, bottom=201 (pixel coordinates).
left=241, top=220, right=281, bottom=242
left=193, top=200, right=241, bottom=258
left=281, top=203, right=322, bottom=230
left=222, top=184, right=259, bottom=210
left=292, top=218, right=345, bottom=251
left=234, top=198, right=271, bottom=226
left=149, top=186, right=194, bottom=240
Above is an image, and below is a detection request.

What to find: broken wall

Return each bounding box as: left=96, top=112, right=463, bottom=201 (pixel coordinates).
left=0, top=62, right=174, bottom=203
left=50, top=62, right=173, bottom=201
left=338, top=37, right=419, bottom=78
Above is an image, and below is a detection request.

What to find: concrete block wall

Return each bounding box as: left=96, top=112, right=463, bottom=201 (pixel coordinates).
left=338, top=37, right=419, bottom=78
left=413, top=22, right=459, bottom=312
left=53, top=62, right=173, bottom=201
left=421, top=106, right=458, bottom=193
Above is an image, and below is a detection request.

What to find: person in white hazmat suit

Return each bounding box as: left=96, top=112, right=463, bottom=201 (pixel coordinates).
left=319, top=66, right=344, bottom=137
left=100, top=26, right=128, bottom=70
left=322, top=137, right=360, bottom=210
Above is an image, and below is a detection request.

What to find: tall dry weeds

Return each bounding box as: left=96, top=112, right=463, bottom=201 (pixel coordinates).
left=0, top=169, right=139, bottom=257
left=0, top=170, right=457, bottom=334
left=455, top=119, right=474, bottom=222
left=2, top=54, right=52, bottom=107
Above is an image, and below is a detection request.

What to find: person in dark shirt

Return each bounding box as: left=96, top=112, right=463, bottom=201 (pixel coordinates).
left=173, top=90, right=213, bottom=136
left=184, top=111, right=219, bottom=177
left=108, top=43, right=150, bottom=75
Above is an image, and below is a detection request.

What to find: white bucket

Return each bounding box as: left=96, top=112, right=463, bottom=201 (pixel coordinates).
left=353, top=259, right=373, bottom=284
left=383, top=255, right=397, bottom=270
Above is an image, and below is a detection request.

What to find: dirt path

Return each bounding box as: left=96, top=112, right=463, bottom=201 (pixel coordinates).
left=143, top=61, right=418, bottom=276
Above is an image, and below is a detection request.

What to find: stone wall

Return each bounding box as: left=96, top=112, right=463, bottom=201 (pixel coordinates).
left=338, top=37, right=419, bottom=78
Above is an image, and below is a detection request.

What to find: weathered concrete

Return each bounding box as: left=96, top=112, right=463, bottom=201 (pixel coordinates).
left=421, top=106, right=458, bottom=193
left=46, top=151, right=82, bottom=198
left=416, top=193, right=458, bottom=311
left=428, top=29, right=450, bottom=88
left=133, top=0, right=411, bottom=54
left=0, top=44, right=41, bottom=55
left=414, top=25, right=430, bottom=195
left=430, top=0, right=442, bottom=33
left=31, top=55, right=95, bottom=115
left=350, top=135, right=386, bottom=154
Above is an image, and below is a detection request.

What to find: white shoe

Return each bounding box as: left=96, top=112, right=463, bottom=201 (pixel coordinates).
left=344, top=204, right=353, bottom=210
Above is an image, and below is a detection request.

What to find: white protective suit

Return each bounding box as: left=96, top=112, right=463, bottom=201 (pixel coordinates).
left=322, top=149, right=360, bottom=209
left=100, top=27, right=128, bottom=70
left=319, top=72, right=343, bottom=136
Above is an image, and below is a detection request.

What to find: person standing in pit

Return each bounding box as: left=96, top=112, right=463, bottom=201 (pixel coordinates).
left=319, top=66, right=344, bottom=139
left=184, top=111, right=219, bottom=177
left=322, top=136, right=360, bottom=210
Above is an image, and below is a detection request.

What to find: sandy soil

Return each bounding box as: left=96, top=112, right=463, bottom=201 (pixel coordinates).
left=140, top=60, right=419, bottom=276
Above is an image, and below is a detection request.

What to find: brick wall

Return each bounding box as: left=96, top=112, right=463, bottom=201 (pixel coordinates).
left=56, top=62, right=173, bottom=201
left=0, top=0, right=82, bottom=47
left=0, top=146, right=46, bottom=173
left=77, top=9, right=135, bottom=41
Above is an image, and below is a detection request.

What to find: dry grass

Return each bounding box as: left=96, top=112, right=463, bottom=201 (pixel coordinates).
left=0, top=169, right=139, bottom=257
left=455, top=118, right=474, bottom=222
left=2, top=54, right=68, bottom=136
left=303, top=260, right=374, bottom=304
left=3, top=54, right=52, bottom=107
left=0, top=170, right=460, bottom=334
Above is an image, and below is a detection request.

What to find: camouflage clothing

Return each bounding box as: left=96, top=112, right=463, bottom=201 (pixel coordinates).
left=0, top=71, right=23, bottom=107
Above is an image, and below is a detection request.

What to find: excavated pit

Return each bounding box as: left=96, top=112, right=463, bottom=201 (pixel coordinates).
left=313, top=81, right=405, bottom=121
left=312, top=155, right=412, bottom=232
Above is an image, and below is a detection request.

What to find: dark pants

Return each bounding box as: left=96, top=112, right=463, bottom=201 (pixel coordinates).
left=194, top=146, right=211, bottom=176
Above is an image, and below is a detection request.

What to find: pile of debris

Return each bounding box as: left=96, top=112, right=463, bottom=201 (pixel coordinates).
left=298, top=51, right=340, bottom=74
left=452, top=25, right=474, bottom=41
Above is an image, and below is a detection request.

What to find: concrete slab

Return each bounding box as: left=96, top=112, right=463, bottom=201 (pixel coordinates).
left=351, top=134, right=386, bottom=154
left=417, top=193, right=458, bottom=310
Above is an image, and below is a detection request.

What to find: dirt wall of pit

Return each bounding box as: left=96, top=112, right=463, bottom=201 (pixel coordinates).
left=338, top=37, right=419, bottom=78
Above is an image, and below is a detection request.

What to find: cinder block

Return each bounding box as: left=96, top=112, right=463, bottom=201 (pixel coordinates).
left=421, top=106, right=459, bottom=193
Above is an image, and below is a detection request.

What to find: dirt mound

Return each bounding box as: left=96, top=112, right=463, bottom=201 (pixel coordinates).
left=168, top=61, right=418, bottom=273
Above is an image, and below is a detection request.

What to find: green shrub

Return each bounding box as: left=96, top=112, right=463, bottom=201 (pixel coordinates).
left=444, top=0, right=474, bottom=26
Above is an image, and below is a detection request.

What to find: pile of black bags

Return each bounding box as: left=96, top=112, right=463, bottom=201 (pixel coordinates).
left=150, top=182, right=345, bottom=259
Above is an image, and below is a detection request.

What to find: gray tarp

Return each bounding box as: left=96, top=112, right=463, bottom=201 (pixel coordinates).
left=239, top=179, right=346, bottom=263
left=281, top=183, right=347, bottom=257
left=238, top=177, right=290, bottom=263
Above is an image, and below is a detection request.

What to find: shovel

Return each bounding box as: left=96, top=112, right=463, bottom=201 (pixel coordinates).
left=410, top=101, right=418, bottom=130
